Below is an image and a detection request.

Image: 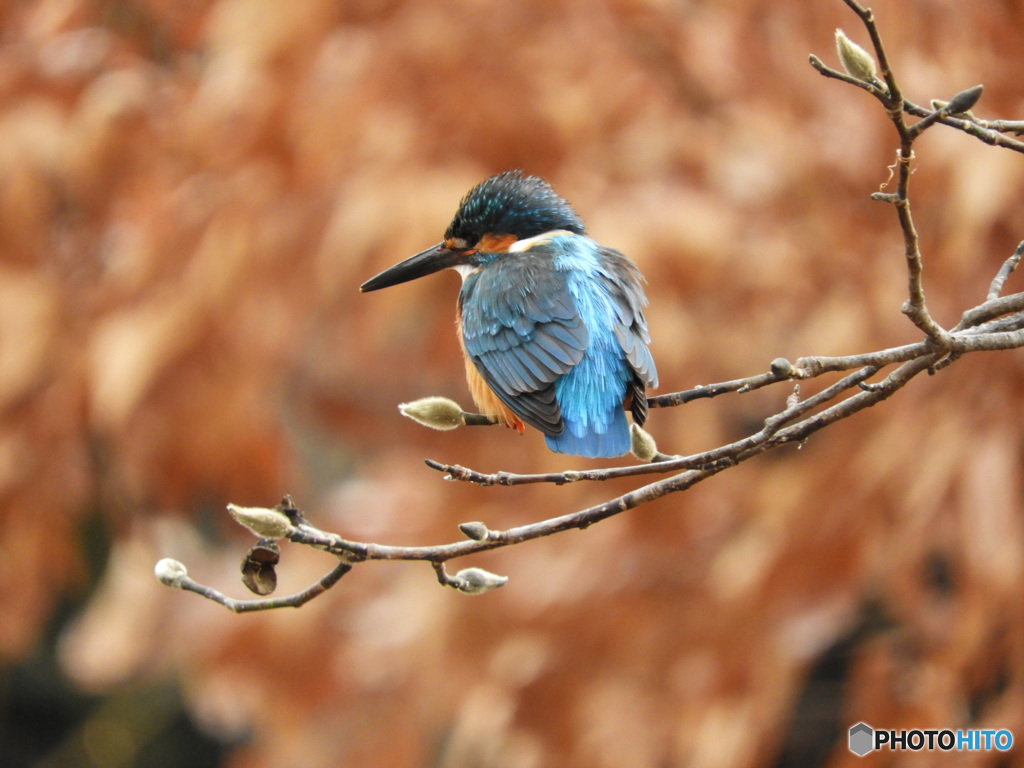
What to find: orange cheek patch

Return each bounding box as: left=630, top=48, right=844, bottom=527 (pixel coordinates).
left=477, top=233, right=518, bottom=253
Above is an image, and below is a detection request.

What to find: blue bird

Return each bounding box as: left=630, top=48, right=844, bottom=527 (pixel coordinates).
left=360, top=171, right=658, bottom=458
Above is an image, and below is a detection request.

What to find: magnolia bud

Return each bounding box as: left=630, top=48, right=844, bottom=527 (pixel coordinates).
left=945, top=84, right=983, bottom=115
left=770, top=358, right=795, bottom=379
left=459, top=521, right=490, bottom=541
left=399, top=397, right=465, bottom=430
left=630, top=424, right=658, bottom=462
left=154, top=558, right=188, bottom=587
left=835, top=29, right=878, bottom=85
left=454, top=567, right=509, bottom=595
left=227, top=504, right=293, bottom=540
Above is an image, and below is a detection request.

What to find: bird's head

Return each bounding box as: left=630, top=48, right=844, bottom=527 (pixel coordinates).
left=360, top=170, right=585, bottom=292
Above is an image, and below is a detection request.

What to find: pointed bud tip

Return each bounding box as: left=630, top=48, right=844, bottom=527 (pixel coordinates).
left=946, top=84, right=983, bottom=115
left=398, top=397, right=466, bottom=431
left=459, top=521, right=490, bottom=541
left=835, top=28, right=878, bottom=85
left=227, top=504, right=293, bottom=539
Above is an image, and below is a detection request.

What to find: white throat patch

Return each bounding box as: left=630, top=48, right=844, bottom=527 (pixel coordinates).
left=453, top=263, right=478, bottom=282
left=508, top=229, right=575, bottom=253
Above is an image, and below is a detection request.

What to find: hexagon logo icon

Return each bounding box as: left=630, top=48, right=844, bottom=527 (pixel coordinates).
left=849, top=722, right=874, bottom=757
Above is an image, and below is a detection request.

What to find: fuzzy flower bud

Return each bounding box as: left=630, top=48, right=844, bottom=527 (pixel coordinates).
left=399, top=397, right=466, bottom=431
left=227, top=504, right=293, bottom=540
left=154, top=558, right=188, bottom=587
left=835, top=29, right=878, bottom=85
left=454, top=567, right=509, bottom=595
left=630, top=424, right=659, bottom=462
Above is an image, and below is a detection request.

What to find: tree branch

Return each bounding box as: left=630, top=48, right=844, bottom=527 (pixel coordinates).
left=987, top=242, right=1024, bottom=301
left=156, top=1, right=1024, bottom=611
left=157, top=558, right=353, bottom=613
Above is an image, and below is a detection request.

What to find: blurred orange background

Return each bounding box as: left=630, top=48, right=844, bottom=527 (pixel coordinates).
left=2, top=0, right=1024, bottom=766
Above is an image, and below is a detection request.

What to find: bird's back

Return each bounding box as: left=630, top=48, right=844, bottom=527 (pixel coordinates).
left=460, top=232, right=656, bottom=458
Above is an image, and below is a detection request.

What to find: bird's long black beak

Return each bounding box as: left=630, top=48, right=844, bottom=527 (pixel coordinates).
left=360, top=243, right=463, bottom=292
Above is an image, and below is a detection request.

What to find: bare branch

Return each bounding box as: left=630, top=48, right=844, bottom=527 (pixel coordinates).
left=647, top=365, right=792, bottom=409
left=162, top=281, right=1024, bottom=609
left=808, top=54, right=885, bottom=100
left=840, top=0, right=901, bottom=107
left=987, top=242, right=1024, bottom=301
left=169, top=561, right=352, bottom=613
left=157, top=1, right=1024, bottom=610
left=956, top=291, right=1024, bottom=330
left=975, top=118, right=1024, bottom=136
left=902, top=101, right=1024, bottom=153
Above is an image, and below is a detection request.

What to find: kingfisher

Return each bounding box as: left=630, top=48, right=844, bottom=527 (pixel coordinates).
left=360, top=170, right=658, bottom=458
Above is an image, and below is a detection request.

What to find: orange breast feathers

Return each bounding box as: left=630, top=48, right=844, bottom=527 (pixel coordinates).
left=455, top=313, right=525, bottom=433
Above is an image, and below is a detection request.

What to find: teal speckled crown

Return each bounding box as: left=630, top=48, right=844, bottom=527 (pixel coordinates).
left=445, top=170, right=586, bottom=243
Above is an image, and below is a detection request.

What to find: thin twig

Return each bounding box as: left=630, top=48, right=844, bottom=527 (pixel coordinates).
left=808, top=54, right=882, bottom=97
left=647, top=367, right=790, bottom=409
left=987, top=242, right=1024, bottom=301
left=956, top=291, right=1024, bottom=330
left=841, top=0, right=902, bottom=110
left=902, top=101, right=1024, bottom=154
left=173, top=561, right=352, bottom=613
left=837, top=5, right=950, bottom=345
left=977, top=119, right=1024, bottom=135
left=793, top=343, right=926, bottom=377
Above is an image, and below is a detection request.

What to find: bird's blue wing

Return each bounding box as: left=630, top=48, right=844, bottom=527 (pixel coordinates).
left=459, top=251, right=588, bottom=437
left=594, top=246, right=658, bottom=389
left=590, top=245, right=658, bottom=426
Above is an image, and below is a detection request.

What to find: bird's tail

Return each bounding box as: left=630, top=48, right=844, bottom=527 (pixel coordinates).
left=544, top=408, right=630, bottom=458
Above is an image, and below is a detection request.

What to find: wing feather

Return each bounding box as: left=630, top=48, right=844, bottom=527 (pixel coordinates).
left=460, top=250, right=588, bottom=435
left=594, top=246, right=659, bottom=390
left=460, top=240, right=657, bottom=438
